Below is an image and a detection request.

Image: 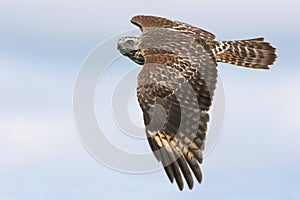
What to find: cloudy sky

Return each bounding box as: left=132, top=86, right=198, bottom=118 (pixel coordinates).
left=1, top=0, right=300, bottom=199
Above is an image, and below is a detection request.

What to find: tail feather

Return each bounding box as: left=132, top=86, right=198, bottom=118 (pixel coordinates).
left=213, top=38, right=277, bottom=69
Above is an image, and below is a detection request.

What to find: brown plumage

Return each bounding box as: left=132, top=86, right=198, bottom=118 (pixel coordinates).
left=117, top=15, right=277, bottom=190
left=209, top=38, right=277, bottom=69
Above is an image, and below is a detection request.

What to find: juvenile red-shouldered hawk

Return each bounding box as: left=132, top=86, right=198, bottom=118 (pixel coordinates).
left=117, top=15, right=277, bottom=190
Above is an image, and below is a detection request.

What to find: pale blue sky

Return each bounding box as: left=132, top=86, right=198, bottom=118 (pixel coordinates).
left=1, top=0, right=300, bottom=199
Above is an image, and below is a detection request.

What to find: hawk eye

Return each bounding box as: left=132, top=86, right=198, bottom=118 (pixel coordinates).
left=126, top=40, right=134, bottom=46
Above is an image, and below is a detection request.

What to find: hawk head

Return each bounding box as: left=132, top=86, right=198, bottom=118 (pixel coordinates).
left=117, top=37, right=144, bottom=65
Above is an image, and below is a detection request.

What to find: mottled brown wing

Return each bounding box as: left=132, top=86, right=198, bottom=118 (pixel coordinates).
left=131, top=15, right=216, bottom=40
left=136, top=29, right=217, bottom=190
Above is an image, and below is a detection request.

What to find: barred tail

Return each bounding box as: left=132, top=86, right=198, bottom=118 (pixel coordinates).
left=213, top=38, right=277, bottom=69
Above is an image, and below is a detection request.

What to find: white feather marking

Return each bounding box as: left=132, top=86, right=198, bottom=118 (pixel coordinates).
left=215, top=42, right=230, bottom=55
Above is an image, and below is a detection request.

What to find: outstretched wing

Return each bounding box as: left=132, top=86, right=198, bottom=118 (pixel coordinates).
left=136, top=29, right=218, bottom=190
left=131, top=15, right=216, bottom=40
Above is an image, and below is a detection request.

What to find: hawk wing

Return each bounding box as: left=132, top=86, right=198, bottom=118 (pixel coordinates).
left=136, top=29, right=218, bottom=190
left=131, top=15, right=216, bottom=40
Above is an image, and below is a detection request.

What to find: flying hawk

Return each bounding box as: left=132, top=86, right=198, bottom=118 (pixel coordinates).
left=117, top=15, right=277, bottom=190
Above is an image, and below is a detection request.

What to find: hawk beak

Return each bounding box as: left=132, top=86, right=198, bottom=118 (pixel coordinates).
left=117, top=39, right=123, bottom=51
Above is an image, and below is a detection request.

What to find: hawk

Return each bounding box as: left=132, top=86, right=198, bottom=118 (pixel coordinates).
left=117, top=15, right=277, bottom=190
